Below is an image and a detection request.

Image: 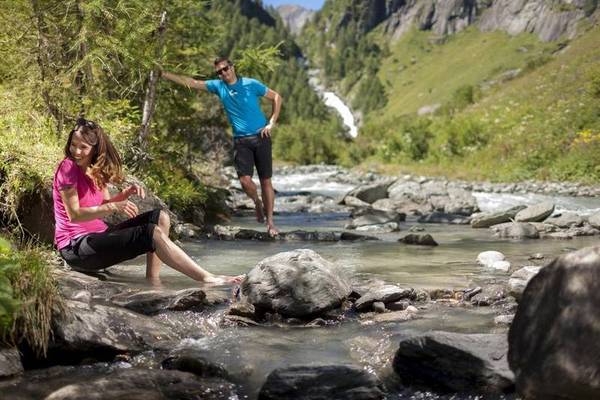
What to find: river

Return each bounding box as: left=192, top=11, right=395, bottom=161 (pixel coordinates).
left=105, top=167, right=600, bottom=399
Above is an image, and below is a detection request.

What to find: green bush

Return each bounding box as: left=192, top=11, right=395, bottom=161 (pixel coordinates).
left=0, top=238, right=19, bottom=334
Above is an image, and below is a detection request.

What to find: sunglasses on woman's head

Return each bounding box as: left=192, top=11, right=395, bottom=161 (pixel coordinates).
left=76, top=118, right=97, bottom=129
left=216, top=65, right=231, bottom=76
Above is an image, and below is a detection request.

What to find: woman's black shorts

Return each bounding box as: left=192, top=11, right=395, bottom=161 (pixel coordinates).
left=233, top=134, right=272, bottom=179
left=59, top=209, right=161, bottom=271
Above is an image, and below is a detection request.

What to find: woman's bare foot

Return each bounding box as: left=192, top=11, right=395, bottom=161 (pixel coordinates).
left=255, top=199, right=265, bottom=223
left=204, top=274, right=245, bottom=285
left=267, top=225, right=279, bottom=238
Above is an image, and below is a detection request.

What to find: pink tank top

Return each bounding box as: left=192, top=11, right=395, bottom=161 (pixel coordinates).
left=53, top=158, right=108, bottom=249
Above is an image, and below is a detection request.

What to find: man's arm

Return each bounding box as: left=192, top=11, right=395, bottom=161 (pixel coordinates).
left=260, top=88, right=282, bottom=138
left=162, top=71, right=207, bottom=91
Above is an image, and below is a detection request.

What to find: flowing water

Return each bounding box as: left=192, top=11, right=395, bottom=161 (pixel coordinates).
left=103, top=169, right=600, bottom=398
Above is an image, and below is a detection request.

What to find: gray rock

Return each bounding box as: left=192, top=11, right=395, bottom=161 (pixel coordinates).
left=509, top=246, right=600, bottom=399
left=386, top=300, right=410, bottom=311
left=545, top=212, right=584, bottom=228
left=32, top=368, right=235, bottom=400
left=342, top=195, right=371, bottom=209
left=387, top=180, right=425, bottom=202
left=162, top=347, right=229, bottom=379
left=241, top=249, right=352, bottom=318
left=514, top=201, right=554, bottom=222
left=494, top=314, right=515, bottom=325
left=398, top=233, right=438, bottom=246
left=417, top=212, right=471, bottom=224
left=211, top=225, right=378, bottom=242
left=439, top=188, right=479, bottom=215
left=355, top=222, right=400, bottom=233
left=471, top=285, right=508, bottom=306
left=372, top=301, right=386, bottom=313
left=471, top=205, right=527, bottom=228
left=258, top=365, right=383, bottom=400
left=508, top=266, right=542, bottom=301
left=347, top=209, right=405, bottom=228
left=477, top=251, right=505, bottom=267
left=346, top=180, right=394, bottom=204
left=110, top=288, right=207, bottom=315
left=393, top=331, right=514, bottom=393
left=226, top=302, right=256, bottom=319
left=50, top=299, right=177, bottom=362
left=355, top=285, right=414, bottom=312
left=371, top=310, right=416, bottom=323
left=491, top=222, right=540, bottom=239
left=0, top=347, right=23, bottom=378
left=589, top=211, right=600, bottom=229
left=56, top=270, right=127, bottom=302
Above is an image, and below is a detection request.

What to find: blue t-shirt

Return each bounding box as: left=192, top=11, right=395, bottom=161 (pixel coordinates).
left=206, top=77, right=268, bottom=137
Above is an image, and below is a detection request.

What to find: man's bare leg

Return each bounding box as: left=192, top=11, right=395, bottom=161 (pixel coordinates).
left=239, top=175, right=265, bottom=223
left=260, top=177, right=278, bottom=236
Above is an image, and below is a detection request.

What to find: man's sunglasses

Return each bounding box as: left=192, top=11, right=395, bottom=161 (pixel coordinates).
left=76, top=118, right=97, bottom=129
left=216, top=65, right=231, bottom=76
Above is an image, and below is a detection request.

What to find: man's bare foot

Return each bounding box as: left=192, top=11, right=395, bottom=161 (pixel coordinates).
left=267, top=225, right=279, bottom=238
left=204, top=274, right=245, bottom=285
left=255, top=199, right=265, bottom=223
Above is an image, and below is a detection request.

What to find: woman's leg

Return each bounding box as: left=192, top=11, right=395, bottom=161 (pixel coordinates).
left=152, top=225, right=242, bottom=284
left=145, top=210, right=169, bottom=281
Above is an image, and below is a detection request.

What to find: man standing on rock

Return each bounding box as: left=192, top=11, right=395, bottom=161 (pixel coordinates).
left=162, top=57, right=282, bottom=236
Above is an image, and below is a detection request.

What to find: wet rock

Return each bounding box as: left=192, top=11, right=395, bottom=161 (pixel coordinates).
left=471, top=285, right=507, bottom=306
left=528, top=253, right=544, bottom=260
left=514, top=201, right=554, bottom=222
left=529, top=222, right=558, bottom=233
left=386, top=300, right=410, bottom=311
left=305, top=318, right=328, bottom=327
left=471, top=205, right=527, bottom=228
left=346, top=209, right=405, bottom=229
left=477, top=251, right=505, bottom=268
left=491, top=222, right=539, bottom=239
left=222, top=314, right=260, bottom=327
left=372, top=302, right=386, bottom=313
left=436, top=188, right=479, bottom=215
left=509, top=246, right=600, bottom=399
left=162, top=346, right=229, bottom=379
left=589, top=211, right=600, bottom=229
left=355, top=222, right=400, bottom=233
left=429, top=288, right=454, bottom=300
left=226, top=302, right=256, bottom=319
left=490, top=260, right=511, bottom=272
left=543, top=231, right=574, bottom=240
left=508, top=266, right=542, bottom=301
left=372, top=310, right=416, bottom=323
left=0, top=347, right=23, bottom=378
left=545, top=212, right=584, bottom=228
left=173, top=223, right=202, bottom=239
left=388, top=180, right=425, bottom=202
left=5, top=367, right=237, bottom=400
left=258, top=364, right=384, bottom=400
left=342, top=195, right=371, bottom=209
left=345, top=180, right=394, bottom=204
left=110, top=288, right=207, bottom=315
left=398, top=233, right=438, bottom=246
left=464, top=287, right=482, bottom=300
left=418, top=212, right=470, bottom=224
left=393, top=331, right=514, bottom=393
left=355, top=285, right=414, bottom=312
left=210, top=225, right=378, bottom=242
left=494, top=314, right=514, bottom=326
left=49, top=299, right=177, bottom=363
left=241, top=249, right=352, bottom=318
left=56, top=270, right=127, bottom=302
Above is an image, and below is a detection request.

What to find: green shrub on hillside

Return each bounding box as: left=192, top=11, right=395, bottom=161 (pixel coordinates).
left=0, top=238, right=19, bottom=334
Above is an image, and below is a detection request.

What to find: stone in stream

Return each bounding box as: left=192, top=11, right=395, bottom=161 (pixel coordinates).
left=210, top=225, right=378, bottom=242
left=392, top=332, right=514, bottom=394
left=346, top=208, right=406, bottom=229
left=258, top=365, right=384, bottom=400
left=2, top=367, right=238, bottom=400
left=476, top=251, right=505, bottom=268
left=110, top=288, right=207, bottom=315
left=345, top=180, right=394, bottom=204
left=589, top=210, right=600, bottom=229
left=354, top=285, right=415, bottom=312
left=417, top=212, right=471, bottom=224
left=240, top=249, right=352, bottom=319
left=470, top=284, right=508, bottom=306
left=508, top=245, right=600, bottom=400
left=48, top=299, right=177, bottom=364
left=162, top=346, right=229, bottom=379
left=544, top=212, right=584, bottom=228
left=514, top=201, right=554, bottom=222
left=508, top=266, right=542, bottom=301
left=0, top=347, right=23, bottom=378
left=398, top=233, right=438, bottom=246
left=343, top=195, right=372, bottom=208
left=470, top=205, right=527, bottom=228
left=355, top=222, right=400, bottom=233
left=490, top=222, right=539, bottom=239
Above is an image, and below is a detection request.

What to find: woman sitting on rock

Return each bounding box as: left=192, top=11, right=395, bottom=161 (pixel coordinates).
left=53, top=118, right=242, bottom=285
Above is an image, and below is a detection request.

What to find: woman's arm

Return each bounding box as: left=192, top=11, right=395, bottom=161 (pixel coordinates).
left=102, top=184, right=145, bottom=204
left=60, top=187, right=138, bottom=222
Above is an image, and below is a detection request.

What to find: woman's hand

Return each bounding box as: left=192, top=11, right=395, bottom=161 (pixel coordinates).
left=123, top=184, right=145, bottom=199
left=111, top=200, right=139, bottom=219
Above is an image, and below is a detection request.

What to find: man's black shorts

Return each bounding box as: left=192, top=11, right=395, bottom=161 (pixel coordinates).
left=59, top=209, right=161, bottom=271
left=233, top=134, right=272, bottom=179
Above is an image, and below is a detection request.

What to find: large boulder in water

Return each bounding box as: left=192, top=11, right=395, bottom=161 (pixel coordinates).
left=258, top=365, right=383, bottom=400
left=514, top=201, right=554, bottom=222
left=471, top=205, right=527, bottom=228
left=240, top=249, right=352, bottom=318
left=345, top=180, right=394, bottom=204
left=508, top=245, right=600, bottom=399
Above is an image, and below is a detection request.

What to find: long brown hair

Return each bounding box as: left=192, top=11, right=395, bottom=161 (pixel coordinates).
left=64, top=118, right=124, bottom=189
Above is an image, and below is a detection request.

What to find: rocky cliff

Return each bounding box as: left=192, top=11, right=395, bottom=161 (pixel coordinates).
left=276, top=5, right=316, bottom=35
left=321, top=0, right=596, bottom=42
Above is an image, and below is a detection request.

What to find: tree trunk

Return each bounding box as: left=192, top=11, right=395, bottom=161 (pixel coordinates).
left=138, top=11, right=167, bottom=148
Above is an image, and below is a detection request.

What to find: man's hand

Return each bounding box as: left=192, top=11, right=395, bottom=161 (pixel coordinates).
left=260, top=122, right=275, bottom=138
